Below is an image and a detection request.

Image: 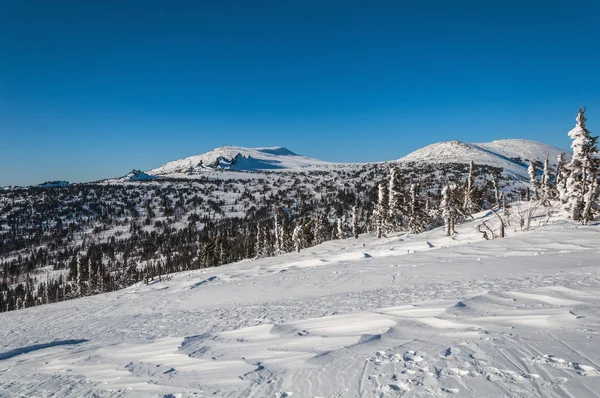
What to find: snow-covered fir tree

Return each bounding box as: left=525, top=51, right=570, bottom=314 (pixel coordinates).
left=217, top=235, right=229, bottom=265
left=88, top=255, right=97, bottom=294
left=352, top=205, right=359, bottom=239
left=39, top=282, right=49, bottom=305
left=440, top=183, right=457, bottom=236
left=462, top=161, right=477, bottom=215
left=374, top=182, right=389, bottom=238
left=292, top=224, right=302, bottom=253
left=76, top=256, right=86, bottom=297
left=540, top=155, right=554, bottom=206
left=255, top=223, right=269, bottom=259
left=528, top=162, right=539, bottom=201
left=555, top=152, right=569, bottom=203
left=336, top=218, right=345, bottom=239
left=388, top=167, right=405, bottom=230
left=280, top=217, right=292, bottom=253
left=408, top=183, right=427, bottom=233
left=566, top=108, right=599, bottom=221
left=274, top=211, right=284, bottom=255
left=98, top=266, right=105, bottom=293
left=313, top=213, right=329, bottom=245
left=582, top=177, right=599, bottom=223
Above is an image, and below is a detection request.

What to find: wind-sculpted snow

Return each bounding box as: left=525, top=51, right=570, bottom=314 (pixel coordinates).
left=1, top=210, right=600, bottom=397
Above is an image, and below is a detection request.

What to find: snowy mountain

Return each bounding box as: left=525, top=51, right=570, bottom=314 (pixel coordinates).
left=2, top=207, right=600, bottom=397
left=399, top=139, right=567, bottom=179
left=148, top=146, right=334, bottom=175
left=145, top=139, right=566, bottom=182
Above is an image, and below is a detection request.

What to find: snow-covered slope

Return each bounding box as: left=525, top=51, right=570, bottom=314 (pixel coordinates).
left=2, top=207, right=600, bottom=397
left=111, top=169, right=158, bottom=182
left=149, top=146, right=333, bottom=175
left=400, top=139, right=567, bottom=178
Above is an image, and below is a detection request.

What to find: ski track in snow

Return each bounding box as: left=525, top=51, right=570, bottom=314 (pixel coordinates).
left=1, top=212, right=600, bottom=397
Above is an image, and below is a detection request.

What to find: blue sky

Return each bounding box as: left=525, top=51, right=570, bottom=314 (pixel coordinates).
left=1, top=1, right=599, bottom=185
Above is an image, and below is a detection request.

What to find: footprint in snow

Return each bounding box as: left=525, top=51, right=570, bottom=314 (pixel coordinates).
left=532, top=355, right=600, bottom=376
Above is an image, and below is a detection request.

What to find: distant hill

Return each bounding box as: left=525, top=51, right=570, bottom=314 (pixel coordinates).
left=399, top=139, right=567, bottom=179
left=148, top=146, right=333, bottom=175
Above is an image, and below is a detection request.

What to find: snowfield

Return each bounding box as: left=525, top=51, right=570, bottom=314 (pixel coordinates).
left=1, top=209, right=600, bottom=397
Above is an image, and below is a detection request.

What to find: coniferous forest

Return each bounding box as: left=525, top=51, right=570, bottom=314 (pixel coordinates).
left=1, top=109, right=598, bottom=312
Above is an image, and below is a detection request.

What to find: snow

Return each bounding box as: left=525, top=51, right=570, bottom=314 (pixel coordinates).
left=148, top=146, right=335, bottom=175
left=400, top=139, right=567, bottom=179
left=122, top=170, right=158, bottom=181
left=1, top=208, right=600, bottom=397
left=145, top=140, right=567, bottom=181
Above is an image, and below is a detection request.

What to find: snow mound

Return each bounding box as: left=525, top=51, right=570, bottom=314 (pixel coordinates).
left=149, top=146, right=331, bottom=175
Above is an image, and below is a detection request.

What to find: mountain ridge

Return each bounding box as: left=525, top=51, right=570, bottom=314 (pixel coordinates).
left=399, top=138, right=568, bottom=179
left=148, top=145, right=332, bottom=175
left=145, top=139, right=567, bottom=180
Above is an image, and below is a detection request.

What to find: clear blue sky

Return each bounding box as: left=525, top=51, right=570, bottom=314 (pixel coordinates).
left=1, top=1, right=599, bottom=185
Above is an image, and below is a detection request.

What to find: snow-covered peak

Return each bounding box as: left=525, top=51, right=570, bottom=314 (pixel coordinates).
left=144, top=139, right=567, bottom=179
left=399, top=139, right=567, bottom=179
left=149, top=146, right=331, bottom=175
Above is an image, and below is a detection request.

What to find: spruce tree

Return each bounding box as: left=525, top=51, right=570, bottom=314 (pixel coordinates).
left=440, top=183, right=456, bottom=236
left=255, top=224, right=265, bottom=259
left=76, top=256, right=87, bottom=297
left=528, top=162, right=539, bottom=201
left=281, top=217, right=292, bottom=253
left=555, top=152, right=569, bottom=203
left=39, top=282, right=49, bottom=305
left=313, top=213, right=329, bottom=244
left=408, top=183, right=426, bottom=233
left=336, top=218, right=345, bottom=239
left=301, top=218, right=314, bottom=248
left=352, top=205, right=359, bottom=239
left=540, top=155, right=554, bottom=206
left=292, top=224, right=302, bottom=253
left=374, top=182, right=389, bottom=238
left=463, top=161, right=476, bottom=215
left=88, top=254, right=96, bottom=294
left=388, top=167, right=405, bottom=230
left=274, top=211, right=283, bottom=255
left=582, top=176, right=599, bottom=223
left=262, top=224, right=272, bottom=257
left=567, top=108, right=599, bottom=221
